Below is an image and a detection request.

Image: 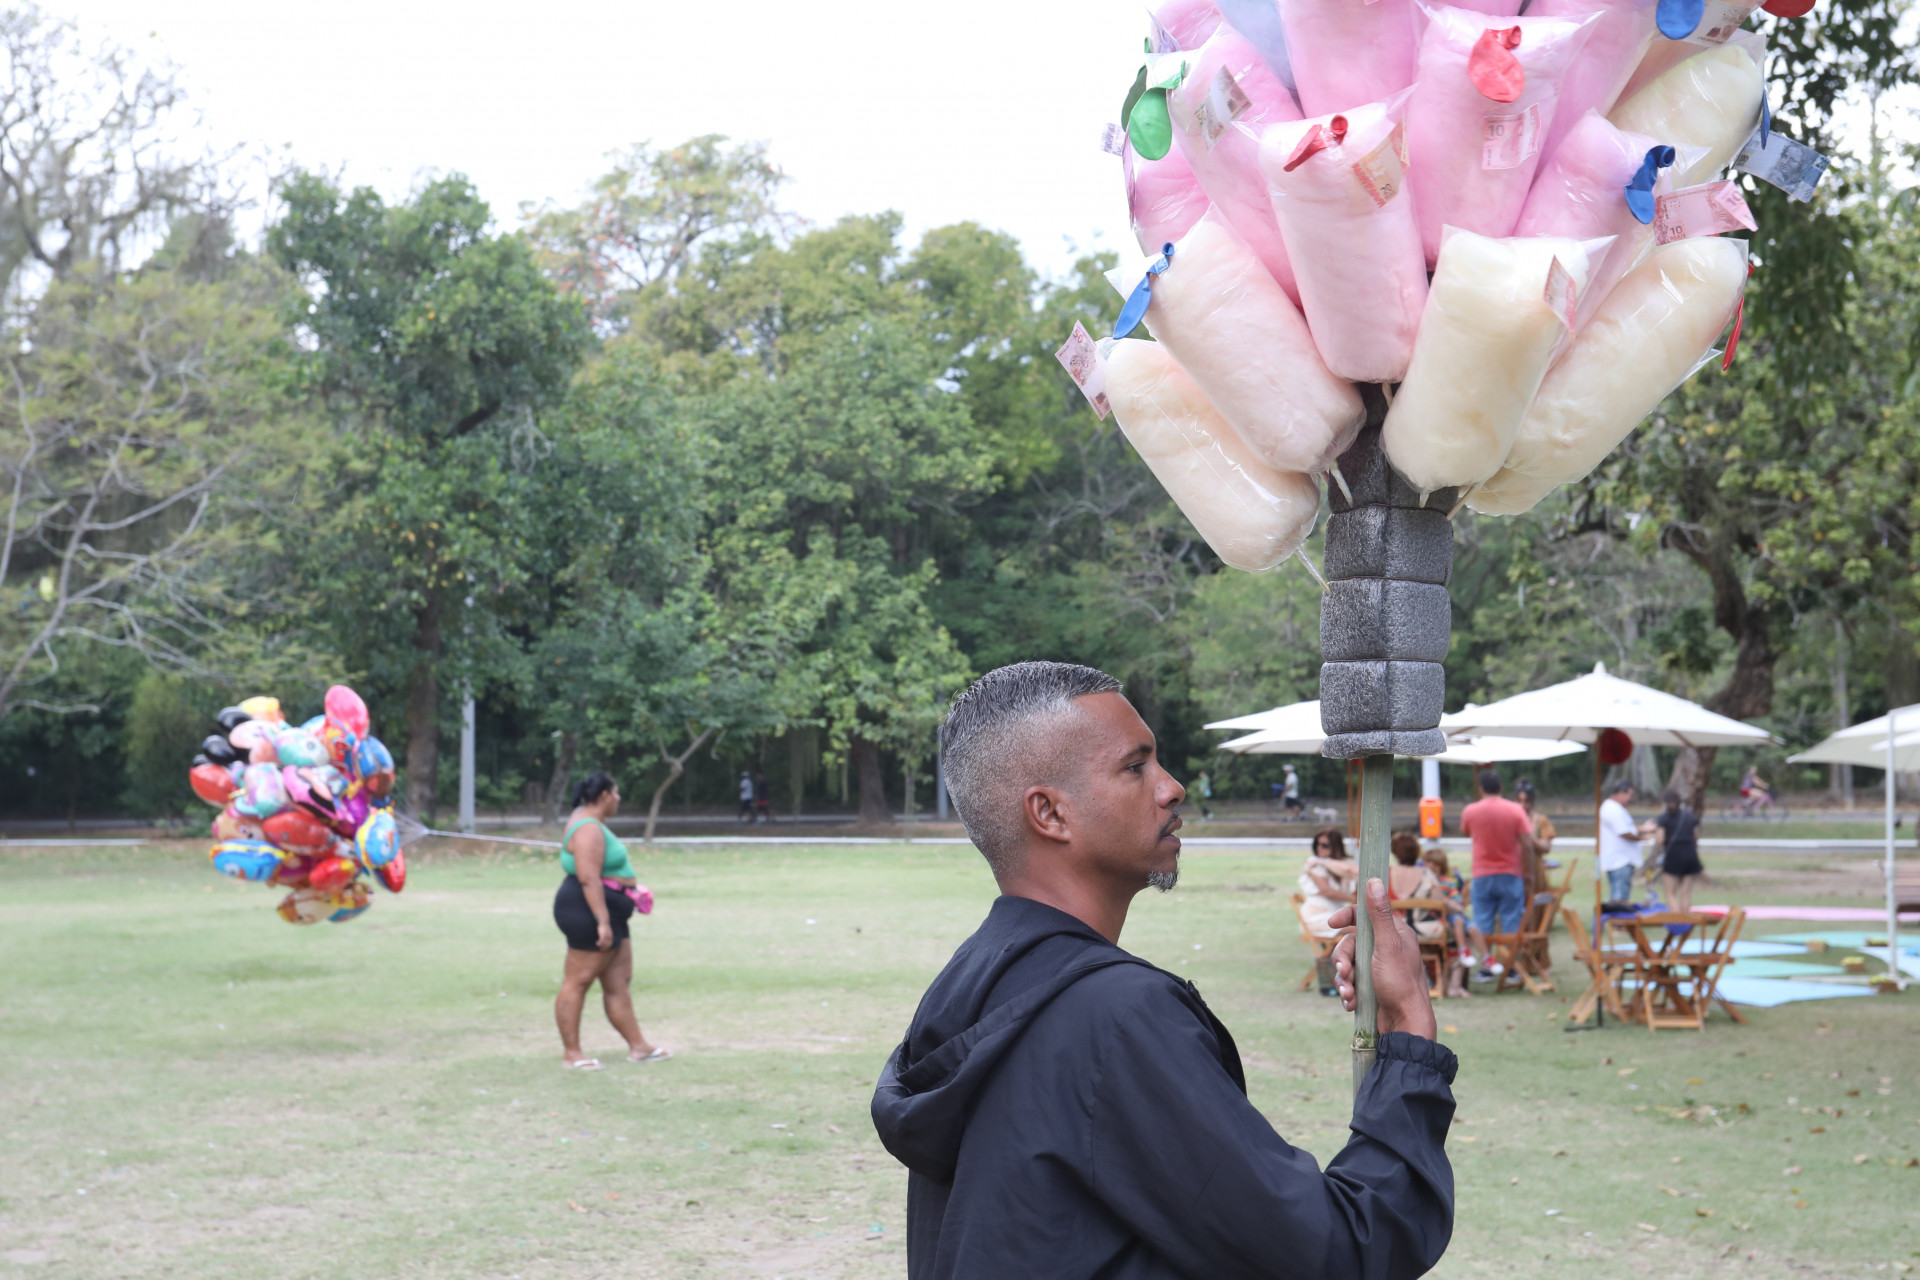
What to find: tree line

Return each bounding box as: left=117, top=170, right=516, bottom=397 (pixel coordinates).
left=0, top=3, right=1914, bottom=827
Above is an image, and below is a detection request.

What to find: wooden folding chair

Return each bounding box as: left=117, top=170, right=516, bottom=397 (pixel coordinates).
left=1562, top=907, right=1636, bottom=1025
left=1486, top=893, right=1557, bottom=995
left=1391, top=897, right=1453, bottom=997
left=1291, top=894, right=1339, bottom=992
left=1681, top=906, right=1747, bottom=1025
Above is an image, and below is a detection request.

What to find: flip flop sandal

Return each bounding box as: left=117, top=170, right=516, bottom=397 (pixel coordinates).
left=564, top=1058, right=604, bottom=1071
left=629, top=1048, right=672, bottom=1063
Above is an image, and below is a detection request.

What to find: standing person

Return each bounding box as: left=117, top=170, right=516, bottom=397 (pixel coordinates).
left=551, top=773, right=669, bottom=1070
left=874, top=661, right=1456, bottom=1279
left=738, top=769, right=755, bottom=822
left=1597, top=780, right=1645, bottom=905
left=1194, top=770, right=1215, bottom=821
left=753, top=770, right=772, bottom=823
left=1459, top=769, right=1536, bottom=974
left=1512, top=779, right=1555, bottom=895
left=1283, top=763, right=1305, bottom=818
left=1650, top=788, right=1704, bottom=912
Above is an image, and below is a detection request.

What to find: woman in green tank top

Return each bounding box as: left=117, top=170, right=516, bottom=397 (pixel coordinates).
left=552, top=772, right=669, bottom=1069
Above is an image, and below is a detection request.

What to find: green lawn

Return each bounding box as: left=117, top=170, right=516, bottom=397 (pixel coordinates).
left=1, top=840, right=1915, bottom=1279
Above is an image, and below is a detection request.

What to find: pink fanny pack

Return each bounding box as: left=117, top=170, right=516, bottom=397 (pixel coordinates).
left=604, top=881, right=654, bottom=915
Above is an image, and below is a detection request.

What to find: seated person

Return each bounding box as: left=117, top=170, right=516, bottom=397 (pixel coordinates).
left=1419, top=847, right=1489, bottom=995
left=1297, top=827, right=1358, bottom=939
left=1387, top=833, right=1446, bottom=942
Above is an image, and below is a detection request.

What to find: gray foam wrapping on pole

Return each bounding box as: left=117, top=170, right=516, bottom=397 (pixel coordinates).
left=1319, top=393, right=1453, bottom=763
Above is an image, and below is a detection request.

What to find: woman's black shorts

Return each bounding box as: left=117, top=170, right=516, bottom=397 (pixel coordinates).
left=553, top=876, right=633, bottom=952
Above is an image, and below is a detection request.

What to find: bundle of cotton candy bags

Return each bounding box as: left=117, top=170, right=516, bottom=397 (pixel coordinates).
left=1084, top=0, right=1788, bottom=574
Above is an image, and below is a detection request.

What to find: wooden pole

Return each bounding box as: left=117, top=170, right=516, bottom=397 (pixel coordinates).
left=1352, top=753, right=1394, bottom=1094
left=1592, top=750, right=1604, bottom=918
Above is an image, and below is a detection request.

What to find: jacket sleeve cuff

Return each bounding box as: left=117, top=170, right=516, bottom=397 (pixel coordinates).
left=1375, top=1030, right=1458, bottom=1085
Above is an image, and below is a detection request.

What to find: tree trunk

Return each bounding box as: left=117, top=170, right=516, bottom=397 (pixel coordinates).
left=405, top=594, right=443, bottom=818
left=1832, top=617, right=1852, bottom=807
left=645, top=727, right=715, bottom=843
left=1662, top=532, right=1779, bottom=815
left=851, top=735, right=891, bottom=826
left=546, top=729, right=577, bottom=822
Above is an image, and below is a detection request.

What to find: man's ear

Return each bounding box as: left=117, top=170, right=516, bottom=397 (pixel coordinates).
left=1022, top=785, right=1073, bottom=845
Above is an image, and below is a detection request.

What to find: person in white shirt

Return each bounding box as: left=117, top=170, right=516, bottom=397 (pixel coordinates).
left=1597, top=781, right=1645, bottom=904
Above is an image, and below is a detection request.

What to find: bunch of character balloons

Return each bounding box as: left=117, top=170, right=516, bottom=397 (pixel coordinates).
left=188, top=685, right=404, bottom=924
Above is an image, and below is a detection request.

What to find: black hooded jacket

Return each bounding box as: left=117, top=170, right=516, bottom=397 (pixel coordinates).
left=871, top=896, right=1458, bottom=1280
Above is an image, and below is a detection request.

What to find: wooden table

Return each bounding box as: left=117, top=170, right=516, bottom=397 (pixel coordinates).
left=1605, top=911, right=1724, bottom=1031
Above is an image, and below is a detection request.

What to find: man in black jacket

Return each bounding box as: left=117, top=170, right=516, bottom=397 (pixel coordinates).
left=872, top=661, right=1456, bottom=1280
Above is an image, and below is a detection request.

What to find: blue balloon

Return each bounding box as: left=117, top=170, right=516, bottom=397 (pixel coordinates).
left=356, top=810, right=400, bottom=868
left=354, top=736, right=394, bottom=778
left=211, top=840, right=283, bottom=882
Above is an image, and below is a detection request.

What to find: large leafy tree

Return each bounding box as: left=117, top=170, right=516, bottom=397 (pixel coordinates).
left=0, top=231, right=321, bottom=722
left=268, top=173, right=589, bottom=815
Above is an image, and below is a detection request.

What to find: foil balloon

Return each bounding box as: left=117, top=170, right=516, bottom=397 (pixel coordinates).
left=211, top=840, right=284, bottom=882
left=355, top=737, right=396, bottom=800
left=308, top=855, right=360, bottom=894
left=201, top=734, right=240, bottom=766
left=263, top=806, right=335, bottom=855
left=273, top=729, right=331, bottom=769
left=333, top=789, right=371, bottom=838
left=238, top=695, right=285, bottom=723
left=189, top=763, right=238, bottom=806
left=376, top=849, right=407, bottom=893
left=237, top=762, right=289, bottom=819
left=356, top=810, right=400, bottom=869
left=324, top=685, right=371, bottom=740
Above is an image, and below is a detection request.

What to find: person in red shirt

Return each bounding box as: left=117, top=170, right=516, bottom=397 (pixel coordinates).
left=1458, top=769, right=1537, bottom=942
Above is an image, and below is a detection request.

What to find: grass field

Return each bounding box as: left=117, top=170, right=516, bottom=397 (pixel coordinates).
left=2, top=839, right=1915, bottom=1279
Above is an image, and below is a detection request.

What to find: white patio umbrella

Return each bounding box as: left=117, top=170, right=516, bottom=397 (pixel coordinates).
left=1209, top=700, right=1323, bottom=755
left=1430, top=737, right=1588, bottom=767
left=1790, top=708, right=1919, bottom=990
left=1441, top=662, right=1775, bottom=748
left=1443, top=663, right=1774, bottom=912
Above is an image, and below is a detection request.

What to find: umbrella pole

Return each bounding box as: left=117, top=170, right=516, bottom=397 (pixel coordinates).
left=1889, top=710, right=1904, bottom=990
left=1352, top=754, right=1393, bottom=1094
left=1593, top=751, right=1604, bottom=918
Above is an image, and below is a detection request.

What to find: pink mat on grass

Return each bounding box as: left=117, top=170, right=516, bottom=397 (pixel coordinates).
left=1696, top=905, right=1920, bottom=922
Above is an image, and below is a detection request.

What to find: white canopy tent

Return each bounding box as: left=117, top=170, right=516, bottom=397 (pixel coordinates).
left=1789, top=706, right=1920, bottom=990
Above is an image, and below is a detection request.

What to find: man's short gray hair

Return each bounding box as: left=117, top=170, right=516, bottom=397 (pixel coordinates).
left=940, top=661, right=1122, bottom=875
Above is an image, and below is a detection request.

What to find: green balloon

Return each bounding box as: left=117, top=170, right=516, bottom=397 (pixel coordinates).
left=1128, top=88, right=1173, bottom=161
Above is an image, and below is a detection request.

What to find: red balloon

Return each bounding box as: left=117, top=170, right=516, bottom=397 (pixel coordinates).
left=324, top=685, right=370, bottom=739
left=376, top=849, right=406, bottom=893
left=263, top=807, right=334, bottom=854
left=189, top=763, right=237, bottom=806
left=1596, top=727, right=1635, bottom=767
left=309, top=855, right=359, bottom=893
left=364, top=769, right=396, bottom=800
left=1762, top=0, right=1814, bottom=15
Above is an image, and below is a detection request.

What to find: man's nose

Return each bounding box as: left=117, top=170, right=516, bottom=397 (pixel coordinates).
left=1164, top=774, right=1187, bottom=806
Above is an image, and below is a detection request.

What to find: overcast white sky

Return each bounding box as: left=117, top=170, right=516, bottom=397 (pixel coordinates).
left=61, top=1, right=1920, bottom=279
left=64, top=0, right=1150, bottom=279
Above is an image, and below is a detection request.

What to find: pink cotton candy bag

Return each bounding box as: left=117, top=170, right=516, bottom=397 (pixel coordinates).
left=1278, top=0, right=1422, bottom=116
left=1528, top=0, right=1659, bottom=160
left=1168, top=24, right=1305, bottom=303
left=1260, top=91, right=1428, bottom=383
left=1128, top=143, right=1212, bottom=253
left=1406, top=5, right=1600, bottom=266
